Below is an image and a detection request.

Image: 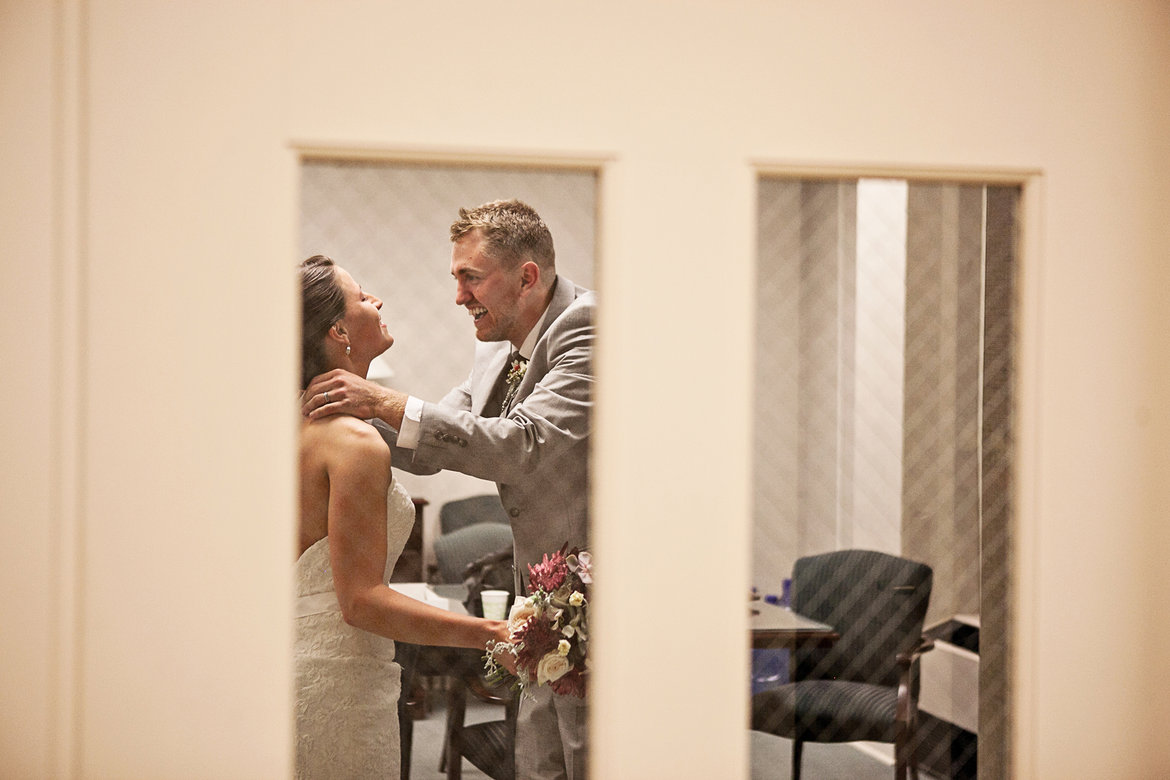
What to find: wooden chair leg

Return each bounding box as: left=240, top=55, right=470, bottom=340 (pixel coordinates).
left=437, top=678, right=447, bottom=772
left=444, top=680, right=467, bottom=780
left=438, top=690, right=447, bottom=772
left=792, top=738, right=803, bottom=780
left=908, top=712, right=920, bottom=780
left=894, top=734, right=907, bottom=780
left=400, top=714, right=413, bottom=780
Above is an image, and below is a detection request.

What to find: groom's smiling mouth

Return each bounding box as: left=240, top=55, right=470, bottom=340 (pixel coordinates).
left=469, top=306, right=488, bottom=322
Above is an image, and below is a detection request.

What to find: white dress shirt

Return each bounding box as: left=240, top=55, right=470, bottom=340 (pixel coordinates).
left=396, top=304, right=549, bottom=449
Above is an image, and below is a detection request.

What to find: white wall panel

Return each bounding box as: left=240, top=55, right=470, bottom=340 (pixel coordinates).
left=0, top=2, right=58, bottom=777
left=3, top=1, right=1169, bottom=778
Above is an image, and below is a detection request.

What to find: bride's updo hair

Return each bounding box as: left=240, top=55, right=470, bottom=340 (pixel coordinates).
left=300, top=255, right=346, bottom=389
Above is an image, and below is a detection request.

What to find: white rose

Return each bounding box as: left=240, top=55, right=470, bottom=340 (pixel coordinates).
left=537, top=652, right=571, bottom=685
left=508, top=601, right=537, bottom=638
left=557, top=639, right=572, bottom=656
left=569, top=591, right=586, bottom=607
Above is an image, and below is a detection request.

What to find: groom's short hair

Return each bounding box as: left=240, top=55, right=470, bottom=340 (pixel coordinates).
left=450, top=199, right=555, bottom=274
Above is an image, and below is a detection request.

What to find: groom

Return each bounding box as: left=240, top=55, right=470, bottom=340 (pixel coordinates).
left=303, top=198, right=593, bottom=780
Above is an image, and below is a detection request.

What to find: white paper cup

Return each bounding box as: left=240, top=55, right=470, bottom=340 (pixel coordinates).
left=480, top=589, right=510, bottom=620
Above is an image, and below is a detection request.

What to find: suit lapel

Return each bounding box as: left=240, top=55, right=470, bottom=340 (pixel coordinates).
left=471, top=276, right=579, bottom=416
left=472, top=344, right=511, bottom=416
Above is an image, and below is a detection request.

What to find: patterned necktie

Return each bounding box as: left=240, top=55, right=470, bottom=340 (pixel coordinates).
left=499, top=352, right=528, bottom=415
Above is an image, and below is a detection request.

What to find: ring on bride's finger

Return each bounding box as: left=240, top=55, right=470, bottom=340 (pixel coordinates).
left=323, top=391, right=330, bottom=403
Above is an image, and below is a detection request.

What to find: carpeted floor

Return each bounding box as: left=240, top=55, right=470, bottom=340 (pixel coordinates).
left=406, top=684, right=495, bottom=780
left=749, top=731, right=911, bottom=780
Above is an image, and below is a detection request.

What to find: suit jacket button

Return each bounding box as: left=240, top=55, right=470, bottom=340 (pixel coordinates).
left=509, top=507, right=520, bottom=517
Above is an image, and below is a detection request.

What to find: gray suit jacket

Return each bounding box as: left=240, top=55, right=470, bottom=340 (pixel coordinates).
left=386, top=275, right=594, bottom=574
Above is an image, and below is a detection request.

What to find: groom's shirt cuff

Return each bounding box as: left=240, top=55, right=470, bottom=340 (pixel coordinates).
left=396, top=395, right=425, bottom=449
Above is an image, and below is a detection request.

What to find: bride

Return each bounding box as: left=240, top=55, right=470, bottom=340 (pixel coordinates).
left=295, top=255, right=509, bottom=779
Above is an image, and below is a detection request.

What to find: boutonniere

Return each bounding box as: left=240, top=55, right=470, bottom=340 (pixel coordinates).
left=507, top=358, right=528, bottom=384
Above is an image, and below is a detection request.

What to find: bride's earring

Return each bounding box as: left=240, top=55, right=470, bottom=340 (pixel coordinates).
left=346, top=344, right=351, bottom=357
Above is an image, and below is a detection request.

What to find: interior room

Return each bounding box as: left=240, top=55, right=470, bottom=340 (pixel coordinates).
left=750, top=177, right=1016, bottom=779
left=297, top=159, right=598, bottom=579
left=4, top=2, right=1169, bottom=778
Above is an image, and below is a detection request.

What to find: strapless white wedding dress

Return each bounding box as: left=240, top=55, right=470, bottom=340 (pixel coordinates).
left=294, top=476, right=416, bottom=780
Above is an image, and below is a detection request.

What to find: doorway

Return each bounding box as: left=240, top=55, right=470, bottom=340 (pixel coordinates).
left=751, top=176, right=1018, bottom=779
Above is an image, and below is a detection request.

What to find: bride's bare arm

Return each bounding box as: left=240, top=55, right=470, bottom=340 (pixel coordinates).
left=323, top=418, right=508, bottom=650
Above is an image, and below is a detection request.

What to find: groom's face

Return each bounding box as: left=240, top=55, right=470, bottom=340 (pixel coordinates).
left=450, top=232, right=525, bottom=344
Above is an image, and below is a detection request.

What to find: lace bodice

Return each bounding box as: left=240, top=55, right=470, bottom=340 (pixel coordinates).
left=295, top=476, right=415, bottom=597
left=293, top=475, right=416, bottom=780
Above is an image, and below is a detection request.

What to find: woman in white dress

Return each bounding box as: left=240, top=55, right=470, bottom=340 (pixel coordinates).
left=295, top=255, right=509, bottom=779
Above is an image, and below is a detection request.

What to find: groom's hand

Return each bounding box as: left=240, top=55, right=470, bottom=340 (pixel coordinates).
left=302, top=369, right=405, bottom=427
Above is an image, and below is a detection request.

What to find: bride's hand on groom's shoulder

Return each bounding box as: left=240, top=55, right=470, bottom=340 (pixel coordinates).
left=303, top=369, right=390, bottom=421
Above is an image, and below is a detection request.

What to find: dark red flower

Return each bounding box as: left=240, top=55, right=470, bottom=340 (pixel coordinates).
left=528, top=551, right=567, bottom=593
left=514, top=613, right=560, bottom=673
left=549, top=668, right=586, bottom=698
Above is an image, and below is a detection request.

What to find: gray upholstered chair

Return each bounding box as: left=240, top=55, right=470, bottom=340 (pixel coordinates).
left=439, top=494, right=510, bottom=535
left=751, top=549, right=934, bottom=780
left=432, top=522, right=515, bottom=611
left=433, top=522, right=513, bottom=582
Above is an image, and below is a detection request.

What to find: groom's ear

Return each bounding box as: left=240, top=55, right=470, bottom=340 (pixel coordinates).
left=518, top=261, right=540, bottom=291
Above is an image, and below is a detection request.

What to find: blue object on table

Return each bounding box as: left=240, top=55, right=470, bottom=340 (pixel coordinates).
left=751, top=648, right=789, bottom=696
left=751, top=580, right=793, bottom=694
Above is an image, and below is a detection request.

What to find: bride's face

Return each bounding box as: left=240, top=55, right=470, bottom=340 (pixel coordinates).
left=334, top=266, right=394, bottom=363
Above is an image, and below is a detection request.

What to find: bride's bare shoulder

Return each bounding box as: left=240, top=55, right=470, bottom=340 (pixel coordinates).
left=301, top=415, right=389, bottom=463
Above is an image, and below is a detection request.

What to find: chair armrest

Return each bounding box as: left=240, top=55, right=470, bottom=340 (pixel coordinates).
left=461, top=546, right=513, bottom=579
left=896, top=636, right=935, bottom=668
left=895, top=637, right=935, bottom=724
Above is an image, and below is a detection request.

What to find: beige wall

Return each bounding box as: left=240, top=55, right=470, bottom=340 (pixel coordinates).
left=2, top=4, right=58, bottom=778
left=4, top=1, right=1169, bottom=778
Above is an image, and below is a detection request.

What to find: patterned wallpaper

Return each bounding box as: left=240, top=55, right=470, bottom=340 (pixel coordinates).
left=299, top=159, right=597, bottom=572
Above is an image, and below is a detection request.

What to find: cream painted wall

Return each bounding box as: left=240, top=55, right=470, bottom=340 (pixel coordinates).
left=2, top=3, right=59, bottom=778
left=4, top=1, right=1169, bottom=778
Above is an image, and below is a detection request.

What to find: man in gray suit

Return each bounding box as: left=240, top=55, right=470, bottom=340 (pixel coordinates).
left=303, top=199, right=592, bottom=780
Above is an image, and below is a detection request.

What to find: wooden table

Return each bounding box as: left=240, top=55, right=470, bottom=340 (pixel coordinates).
left=394, top=583, right=839, bottom=650
left=750, top=600, right=838, bottom=649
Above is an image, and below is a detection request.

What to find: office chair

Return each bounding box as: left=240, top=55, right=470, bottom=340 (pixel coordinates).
left=439, top=494, right=511, bottom=535
left=434, top=537, right=519, bottom=780
left=751, top=549, right=934, bottom=780
left=442, top=663, right=518, bottom=780
left=433, top=523, right=515, bottom=584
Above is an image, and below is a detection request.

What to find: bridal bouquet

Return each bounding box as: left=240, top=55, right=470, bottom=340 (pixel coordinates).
left=486, top=545, right=591, bottom=698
